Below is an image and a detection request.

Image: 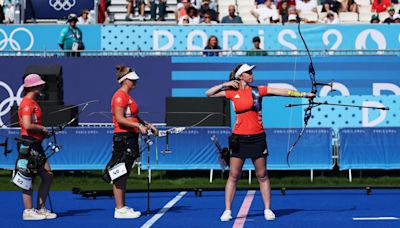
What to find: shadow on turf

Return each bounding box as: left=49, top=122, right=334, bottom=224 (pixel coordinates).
left=144, top=205, right=192, bottom=215
left=246, top=206, right=357, bottom=219
left=58, top=209, right=105, bottom=217
left=246, top=209, right=303, bottom=218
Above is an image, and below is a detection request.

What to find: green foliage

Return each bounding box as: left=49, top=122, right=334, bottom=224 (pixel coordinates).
left=1, top=170, right=399, bottom=191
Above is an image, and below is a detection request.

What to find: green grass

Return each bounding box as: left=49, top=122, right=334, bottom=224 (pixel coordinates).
left=1, top=170, right=400, bottom=191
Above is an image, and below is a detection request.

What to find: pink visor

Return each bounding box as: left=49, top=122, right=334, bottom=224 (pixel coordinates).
left=24, top=74, right=46, bottom=88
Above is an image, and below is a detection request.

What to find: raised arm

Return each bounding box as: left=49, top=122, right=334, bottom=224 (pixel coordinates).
left=267, top=87, right=315, bottom=98
left=205, top=80, right=239, bottom=97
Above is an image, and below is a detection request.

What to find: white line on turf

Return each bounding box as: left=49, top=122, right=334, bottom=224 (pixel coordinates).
left=141, top=191, right=187, bottom=228
left=353, top=217, right=400, bottom=221
left=233, top=190, right=256, bottom=228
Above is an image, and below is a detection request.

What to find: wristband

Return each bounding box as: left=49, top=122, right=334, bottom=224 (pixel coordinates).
left=288, top=91, right=305, bottom=97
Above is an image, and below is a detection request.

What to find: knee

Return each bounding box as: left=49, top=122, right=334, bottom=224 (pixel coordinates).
left=228, top=171, right=241, bottom=184
left=255, top=170, right=268, bottom=182
left=41, top=170, right=53, bottom=183
left=113, top=175, right=127, bottom=188
left=22, top=188, right=33, bottom=194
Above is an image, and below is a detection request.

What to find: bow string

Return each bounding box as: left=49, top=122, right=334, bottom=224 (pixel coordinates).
left=285, top=22, right=389, bottom=166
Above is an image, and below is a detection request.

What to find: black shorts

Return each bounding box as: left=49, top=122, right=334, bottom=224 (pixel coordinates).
left=230, top=132, right=268, bottom=161
left=111, top=132, right=139, bottom=173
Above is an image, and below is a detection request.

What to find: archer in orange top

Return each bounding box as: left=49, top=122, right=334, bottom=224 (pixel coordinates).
left=17, top=74, right=57, bottom=220
left=105, top=65, right=158, bottom=219
left=206, top=63, right=314, bottom=221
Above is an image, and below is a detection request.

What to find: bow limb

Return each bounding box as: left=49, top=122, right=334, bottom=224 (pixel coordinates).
left=46, top=100, right=98, bottom=149
left=156, top=112, right=227, bottom=137
left=286, top=22, right=316, bottom=166
left=49, top=100, right=99, bottom=115
left=286, top=122, right=308, bottom=165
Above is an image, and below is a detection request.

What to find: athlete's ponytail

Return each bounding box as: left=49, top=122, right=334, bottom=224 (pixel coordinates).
left=115, top=64, right=132, bottom=81
left=229, top=64, right=243, bottom=81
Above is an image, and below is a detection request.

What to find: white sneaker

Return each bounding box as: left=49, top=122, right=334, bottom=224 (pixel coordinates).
left=264, top=209, right=275, bottom=220
left=114, top=206, right=141, bottom=219
left=220, top=210, right=232, bottom=222
left=23, top=209, right=46, bottom=220
left=38, top=208, right=57, bottom=219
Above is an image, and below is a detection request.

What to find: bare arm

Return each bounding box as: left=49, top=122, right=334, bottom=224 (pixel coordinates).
left=267, top=87, right=315, bottom=98
left=22, top=115, right=48, bottom=135
left=115, top=106, right=148, bottom=134
left=251, top=9, right=259, bottom=19
left=205, top=80, right=239, bottom=97
left=141, top=119, right=159, bottom=136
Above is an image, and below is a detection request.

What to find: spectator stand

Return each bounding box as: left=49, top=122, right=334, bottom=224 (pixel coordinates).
left=2, top=0, right=400, bottom=24
left=109, top=0, right=178, bottom=23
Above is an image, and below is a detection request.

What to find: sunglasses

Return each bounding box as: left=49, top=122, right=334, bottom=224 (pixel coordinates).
left=204, top=16, right=210, bottom=18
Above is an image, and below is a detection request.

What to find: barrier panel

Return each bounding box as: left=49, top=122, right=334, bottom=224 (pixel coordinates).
left=339, top=127, right=400, bottom=170
left=101, top=24, right=400, bottom=52
left=0, top=25, right=101, bottom=51
left=0, top=127, right=333, bottom=171
left=141, top=127, right=333, bottom=170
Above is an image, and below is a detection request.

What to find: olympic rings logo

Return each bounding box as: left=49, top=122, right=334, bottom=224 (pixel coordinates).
left=49, top=0, right=76, bottom=11
left=0, top=28, right=34, bottom=51
left=0, top=81, right=24, bottom=128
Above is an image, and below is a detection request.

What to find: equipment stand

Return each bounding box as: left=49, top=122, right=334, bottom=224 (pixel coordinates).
left=145, top=136, right=151, bottom=215
left=48, top=193, right=54, bottom=213
left=161, top=131, right=172, bottom=154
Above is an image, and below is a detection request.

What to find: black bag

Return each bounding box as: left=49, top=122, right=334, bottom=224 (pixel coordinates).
left=78, top=42, right=85, bottom=50
left=17, top=139, right=46, bottom=175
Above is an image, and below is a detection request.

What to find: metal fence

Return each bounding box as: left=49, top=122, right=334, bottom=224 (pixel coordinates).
left=0, top=49, right=400, bottom=57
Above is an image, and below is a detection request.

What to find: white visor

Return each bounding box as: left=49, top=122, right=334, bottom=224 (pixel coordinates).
left=235, top=64, right=256, bottom=79
left=118, top=71, right=140, bottom=83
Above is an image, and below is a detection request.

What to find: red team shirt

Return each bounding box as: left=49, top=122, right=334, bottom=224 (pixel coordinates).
left=111, top=89, right=139, bottom=133
left=371, top=0, right=391, bottom=13
left=18, top=97, right=44, bottom=140
left=225, top=86, right=268, bottom=135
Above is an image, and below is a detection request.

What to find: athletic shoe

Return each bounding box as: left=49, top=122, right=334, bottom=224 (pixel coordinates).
left=220, top=210, right=232, bottom=222
left=125, top=15, right=133, bottom=21
left=38, top=208, right=57, bottom=219
left=264, top=209, right=275, bottom=220
left=22, top=209, right=46, bottom=220
left=114, top=206, right=141, bottom=219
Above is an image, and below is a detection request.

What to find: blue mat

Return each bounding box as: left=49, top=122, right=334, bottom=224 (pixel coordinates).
left=1, top=190, right=399, bottom=227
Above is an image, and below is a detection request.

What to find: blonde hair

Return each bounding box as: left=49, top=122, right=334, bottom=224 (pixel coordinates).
left=115, top=64, right=132, bottom=81
left=228, top=64, right=243, bottom=81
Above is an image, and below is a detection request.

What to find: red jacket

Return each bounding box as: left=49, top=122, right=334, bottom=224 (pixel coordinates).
left=372, top=0, right=391, bottom=13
